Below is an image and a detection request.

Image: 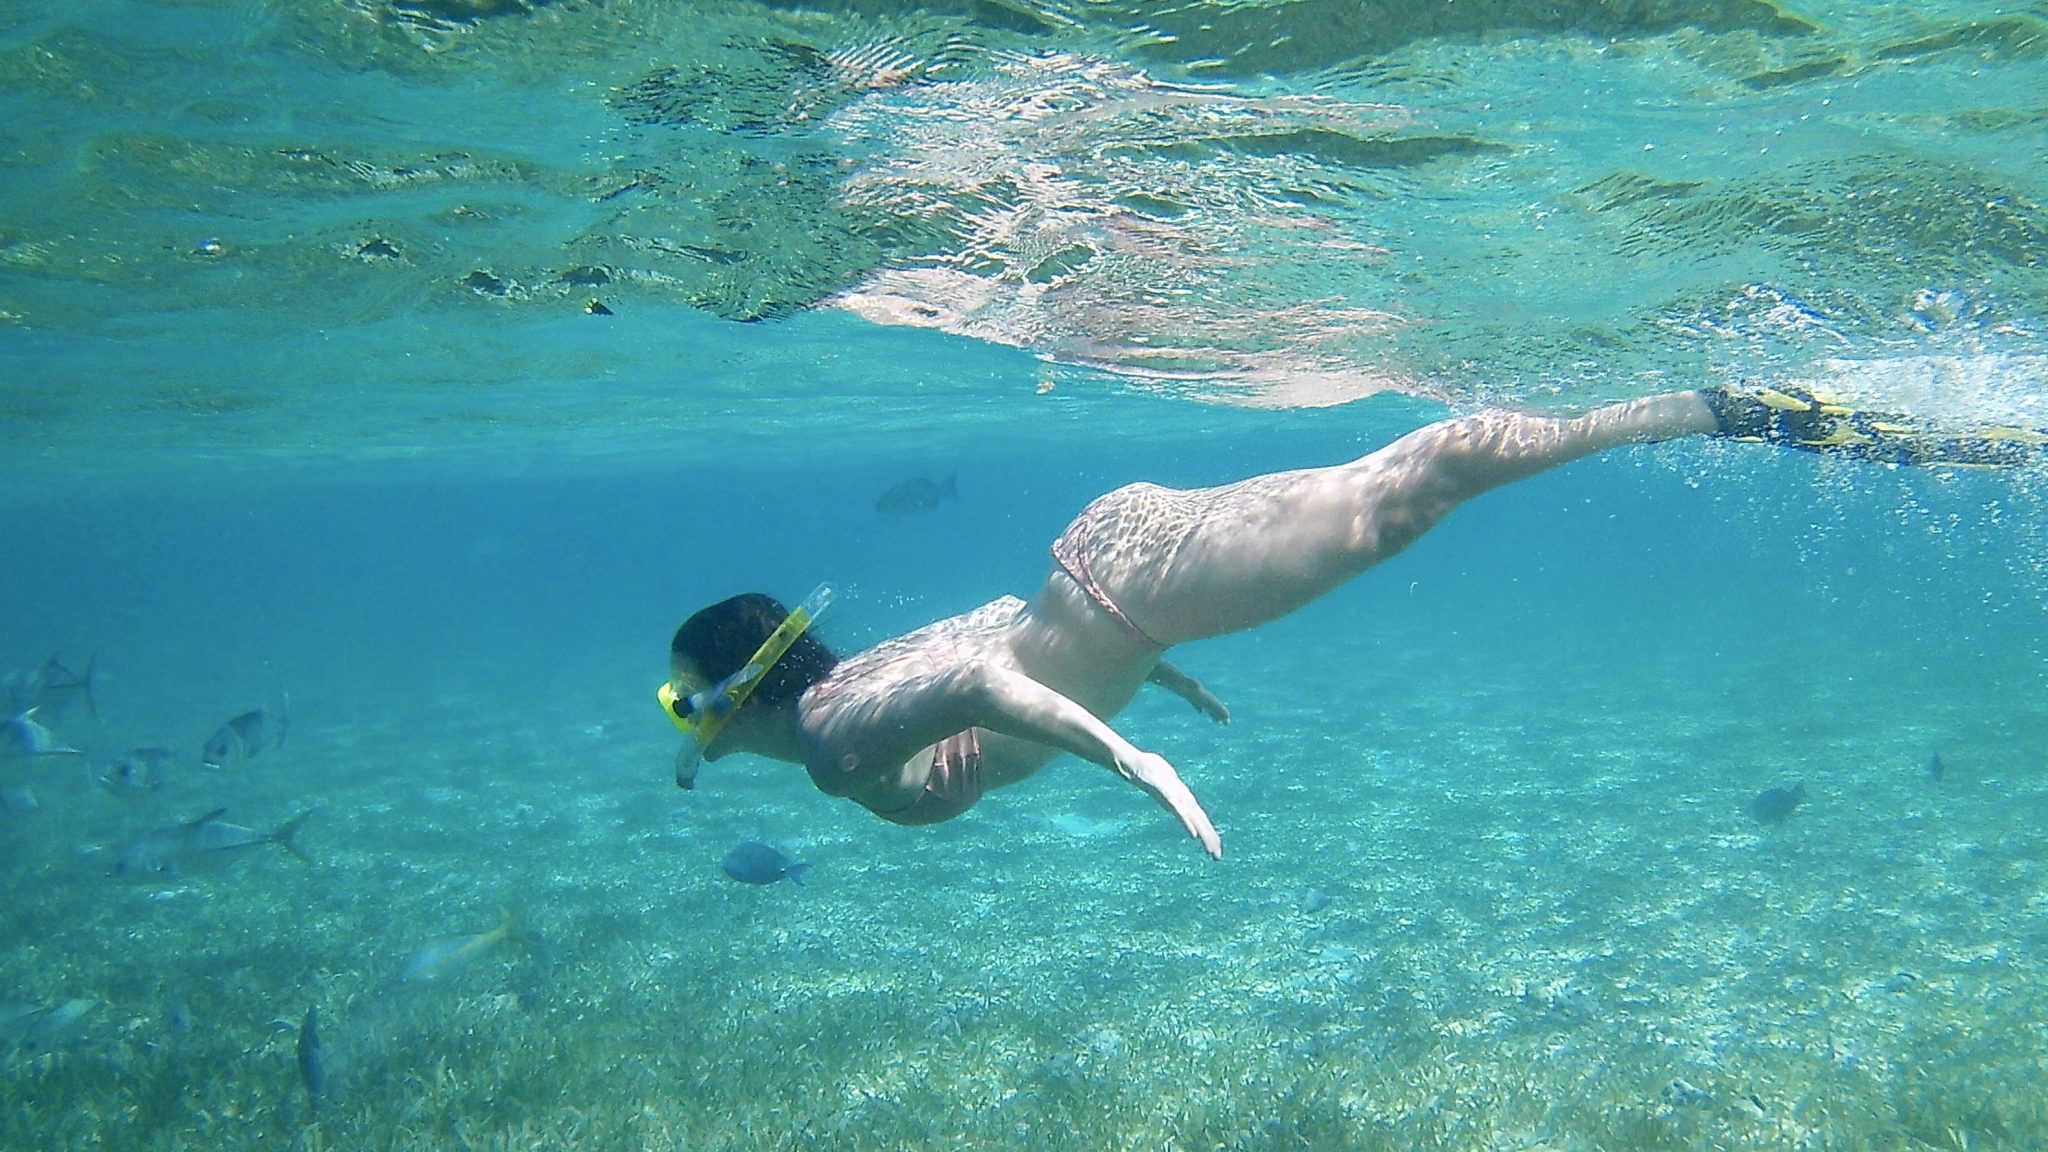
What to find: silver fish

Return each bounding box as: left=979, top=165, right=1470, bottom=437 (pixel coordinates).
left=396, top=914, right=532, bottom=985
left=99, top=747, right=176, bottom=793
left=29, top=656, right=99, bottom=721
left=112, top=808, right=312, bottom=879
left=0, top=998, right=97, bottom=1052
left=0, top=708, right=81, bottom=758
left=200, top=704, right=288, bottom=770
left=1, top=657, right=98, bottom=719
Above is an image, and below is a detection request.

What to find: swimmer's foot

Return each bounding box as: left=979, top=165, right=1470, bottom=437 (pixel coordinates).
left=1701, top=383, right=2048, bottom=469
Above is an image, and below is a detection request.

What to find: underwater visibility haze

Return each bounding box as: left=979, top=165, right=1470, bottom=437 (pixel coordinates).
left=4, top=0, right=2048, bottom=1148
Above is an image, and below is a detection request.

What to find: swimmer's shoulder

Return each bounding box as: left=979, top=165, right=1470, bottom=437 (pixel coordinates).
left=958, top=594, right=1027, bottom=629
left=873, top=596, right=1027, bottom=649
left=808, top=596, right=1027, bottom=697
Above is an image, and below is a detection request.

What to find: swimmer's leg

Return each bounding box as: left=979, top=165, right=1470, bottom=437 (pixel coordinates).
left=1117, top=391, right=1720, bottom=644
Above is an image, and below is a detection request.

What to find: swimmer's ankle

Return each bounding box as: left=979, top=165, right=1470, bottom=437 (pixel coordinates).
left=1701, top=382, right=2046, bottom=469
left=1699, top=382, right=1841, bottom=446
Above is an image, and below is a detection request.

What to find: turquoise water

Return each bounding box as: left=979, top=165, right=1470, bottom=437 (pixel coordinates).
left=4, top=1, right=2048, bottom=1148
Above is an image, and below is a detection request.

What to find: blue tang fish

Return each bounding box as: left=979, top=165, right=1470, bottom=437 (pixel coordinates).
left=720, top=841, right=809, bottom=886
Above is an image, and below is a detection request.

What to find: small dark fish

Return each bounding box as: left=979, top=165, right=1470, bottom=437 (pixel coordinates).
left=720, top=840, right=809, bottom=886
left=112, top=807, right=312, bottom=879
left=297, top=1005, right=325, bottom=1112
left=1, top=708, right=82, bottom=758
left=99, top=747, right=176, bottom=793
left=874, top=473, right=959, bottom=513
left=1748, top=782, right=1806, bottom=826
left=165, top=995, right=191, bottom=1040
left=200, top=704, right=288, bottom=770
left=1662, top=1078, right=1711, bottom=1108
left=1927, top=753, right=1946, bottom=782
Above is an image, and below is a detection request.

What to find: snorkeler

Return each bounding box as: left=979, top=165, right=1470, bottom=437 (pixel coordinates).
left=662, top=383, right=2046, bottom=859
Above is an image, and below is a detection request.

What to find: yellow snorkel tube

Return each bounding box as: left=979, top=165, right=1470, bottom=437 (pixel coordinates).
left=661, top=584, right=834, bottom=789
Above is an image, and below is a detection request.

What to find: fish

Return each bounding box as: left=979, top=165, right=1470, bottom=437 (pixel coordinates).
left=200, top=703, right=288, bottom=770
left=1748, top=782, right=1806, bottom=826
left=0, top=785, right=38, bottom=813
left=0, top=998, right=97, bottom=1053
left=0, top=657, right=99, bottom=720
left=874, top=473, right=959, bottom=513
left=1662, top=1078, right=1711, bottom=1108
left=396, top=914, right=535, bottom=985
left=99, top=747, right=176, bottom=793
left=720, top=840, right=809, bottom=886
left=297, top=1005, right=325, bottom=1112
left=29, top=656, right=99, bottom=721
left=111, top=808, right=312, bottom=879
left=1927, top=753, right=1946, bottom=782
left=0, top=708, right=82, bottom=758
left=165, top=995, right=191, bottom=1041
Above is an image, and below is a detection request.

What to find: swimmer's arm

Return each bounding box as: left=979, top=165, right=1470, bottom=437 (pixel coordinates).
left=1147, top=660, right=1229, bottom=724
left=803, top=662, right=1221, bottom=858
left=967, top=664, right=1221, bottom=859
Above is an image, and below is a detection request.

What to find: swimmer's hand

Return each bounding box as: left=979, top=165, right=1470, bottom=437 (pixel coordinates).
left=1146, top=660, right=1230, bottom=725
left=957, top=660, right=1220, bottom=856
left=1116, top=750, right=1222, bottom=860
left=1182, top=683, right=1229, bottom=725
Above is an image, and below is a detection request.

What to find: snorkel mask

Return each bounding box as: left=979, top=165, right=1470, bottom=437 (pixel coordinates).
left=661, top=584, right=834, bottom=789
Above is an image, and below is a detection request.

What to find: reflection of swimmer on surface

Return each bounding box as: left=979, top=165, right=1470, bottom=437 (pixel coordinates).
left=660, top=384, right=2045, bottom=859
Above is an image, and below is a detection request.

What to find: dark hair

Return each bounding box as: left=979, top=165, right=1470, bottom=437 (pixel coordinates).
left=670, top=593, right=838, bottom=711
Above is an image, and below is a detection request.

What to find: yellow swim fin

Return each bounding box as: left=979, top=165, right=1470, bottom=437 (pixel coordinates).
left=1704, top=383, right=2047, bottom=469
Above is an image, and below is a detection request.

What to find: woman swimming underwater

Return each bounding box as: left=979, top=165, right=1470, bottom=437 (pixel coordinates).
left=661, top=384, right=2045, bottom=859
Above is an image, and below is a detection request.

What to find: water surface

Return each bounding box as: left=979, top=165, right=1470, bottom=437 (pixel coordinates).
left=4, top=1, right=2048, bottom=1148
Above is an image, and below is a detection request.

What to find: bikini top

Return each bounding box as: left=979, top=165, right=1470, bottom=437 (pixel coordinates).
left=809, top=728, right=985, bottom=827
